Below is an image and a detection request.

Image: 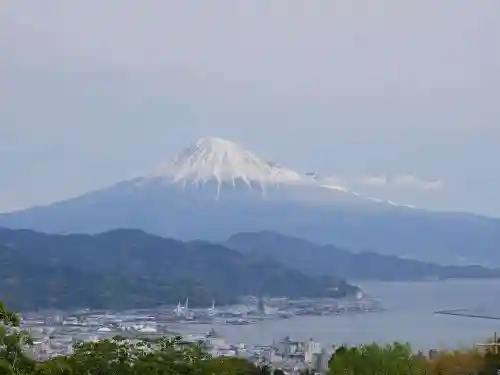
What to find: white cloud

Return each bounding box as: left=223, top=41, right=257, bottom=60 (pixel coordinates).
left=358, top=174, right=445, bottom=191
left=322, top=176, right=345, bottom=185
left=392, top=174, right=445, bottom=191
left=360, top=175, right=388, bottom=187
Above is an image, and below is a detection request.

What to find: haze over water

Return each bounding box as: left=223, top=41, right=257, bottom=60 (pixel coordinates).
left=175, top=280, right=500, bottom=351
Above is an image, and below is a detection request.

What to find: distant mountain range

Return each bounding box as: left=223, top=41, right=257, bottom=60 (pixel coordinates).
left=1, top=225, right=500, bottom=311
left=0, top=227, right=357, bottom=311
left=225, top=231, right=500, bottom=281
left=1, top=137, right=499, bottom=265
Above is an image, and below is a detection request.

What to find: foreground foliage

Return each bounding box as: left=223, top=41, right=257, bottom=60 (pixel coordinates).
left=328, top=342, right=424, bottom=375
left=327, top=342, right=500, bottom=375
left=33, top=337, right=274, bottom=375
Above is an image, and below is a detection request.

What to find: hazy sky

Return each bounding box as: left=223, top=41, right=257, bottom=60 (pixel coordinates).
left=1, top=0, right=499, bottom=216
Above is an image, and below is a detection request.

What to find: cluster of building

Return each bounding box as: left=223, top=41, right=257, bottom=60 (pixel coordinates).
left=15, top=296, right=382, bottom=373
left=17, top=307, right=334, bottom=374
left=20, top=311, right=174, bottom=361
left=16, top=305, right=453, bottom=375
left=268, top=336, right=332, bottom=373
left=166, top=328, right=333, bottom=374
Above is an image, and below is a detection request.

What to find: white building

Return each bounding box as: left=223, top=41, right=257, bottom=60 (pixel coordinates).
left=278, top=336, right=303, bottom=356
left=304, top=338, right=322, bottom=364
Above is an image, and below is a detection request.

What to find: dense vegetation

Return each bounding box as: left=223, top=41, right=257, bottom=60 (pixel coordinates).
left=2, top=301, right=500, bottom=375
left=0, top=228, right=358, bottom=311
left=226, top=231, right=500, bottom=281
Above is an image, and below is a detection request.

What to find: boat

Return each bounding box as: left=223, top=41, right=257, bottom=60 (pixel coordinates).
left=225, top=318, right=251, bottom=325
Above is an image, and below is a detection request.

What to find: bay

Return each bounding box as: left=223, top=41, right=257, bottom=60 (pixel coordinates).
left=174, top=279, right=500, bottom=351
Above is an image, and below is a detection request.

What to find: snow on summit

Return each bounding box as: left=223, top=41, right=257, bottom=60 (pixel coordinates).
left=149, top=137, right=303, bottom=187
left=135, top=136, right=414, bottom=208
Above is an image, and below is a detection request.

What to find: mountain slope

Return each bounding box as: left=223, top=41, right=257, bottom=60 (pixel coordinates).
left=0, top=227, right=358, bottom=311
left=1, top=137, right=499, bottom=265
left=225, top=231, right=500, bottom=281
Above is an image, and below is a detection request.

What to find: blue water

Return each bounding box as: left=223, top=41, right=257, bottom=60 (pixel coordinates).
left=175, top=280, right=500, bottom=350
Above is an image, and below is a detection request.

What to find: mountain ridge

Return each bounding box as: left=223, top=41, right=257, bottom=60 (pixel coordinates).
left=1, top=137, right=499, bottom=265
left=225, top=231, right=500, bottom=281
left=0, top=226, right=358, bottom=311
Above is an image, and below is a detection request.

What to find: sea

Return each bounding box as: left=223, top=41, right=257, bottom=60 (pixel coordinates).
left=174, top=279, right=500, bottom=351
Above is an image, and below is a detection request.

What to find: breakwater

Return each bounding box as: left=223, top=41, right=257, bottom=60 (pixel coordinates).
left=434, top=309, right=500, bottom=321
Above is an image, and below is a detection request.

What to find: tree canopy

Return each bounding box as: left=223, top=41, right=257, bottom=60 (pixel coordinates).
left=328, top=342, right=424, bottom=375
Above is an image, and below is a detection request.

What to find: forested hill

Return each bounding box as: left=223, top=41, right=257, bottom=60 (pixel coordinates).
left=0, top=227, right=358, bottom=311
left=225, top=231, right=500, bottom=281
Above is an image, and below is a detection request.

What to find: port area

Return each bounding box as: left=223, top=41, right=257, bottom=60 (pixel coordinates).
left=134, top=294, right=384, bottom=327
left=21, top=294, right=384, bottom=335
left=19, top=295, right=384, bottom=360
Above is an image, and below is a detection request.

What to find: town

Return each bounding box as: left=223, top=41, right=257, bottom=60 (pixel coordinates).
left=19, top=295, right=380, bottom=373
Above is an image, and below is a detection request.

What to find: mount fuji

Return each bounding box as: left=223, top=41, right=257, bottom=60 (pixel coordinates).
left=134, top=137, right=407, bottom=206
left=1, top=137, right=499, bottom=265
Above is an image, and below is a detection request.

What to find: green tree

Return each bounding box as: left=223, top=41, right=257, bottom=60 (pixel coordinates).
left=33, top=357, right=73, bottom=375
left=203, top=357, right=266, bottom=375
left=479, top=352, right=500, bottom=375
left=0, top=303, right=19, bottom=327
left=328, top=342, right=425, bottom=375
left=0, top=302, right=34, bottom=375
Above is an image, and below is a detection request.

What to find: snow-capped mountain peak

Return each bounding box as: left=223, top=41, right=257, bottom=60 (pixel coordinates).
left=134, top=137, right=414, bottom=208
left=149, top=137, right=303, bottom=187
